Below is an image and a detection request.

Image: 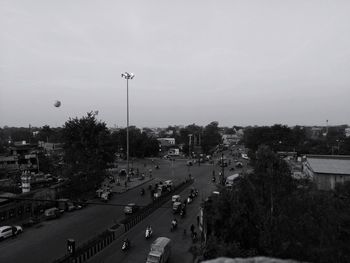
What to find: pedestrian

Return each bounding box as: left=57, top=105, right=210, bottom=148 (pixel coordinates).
left=11, top=226, right=16, bottom=238
left=124, top=181, right=127, bottom=188
left=190, top=224, right=195, bottom=234
left=196, top=215, right=200, bottom=226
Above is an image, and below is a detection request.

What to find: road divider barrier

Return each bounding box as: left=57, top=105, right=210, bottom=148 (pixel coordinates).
left=52, top=179, right=194, bottom=263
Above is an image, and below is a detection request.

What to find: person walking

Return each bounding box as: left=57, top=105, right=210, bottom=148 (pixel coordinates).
left=196, top=215, right=200, bottom=226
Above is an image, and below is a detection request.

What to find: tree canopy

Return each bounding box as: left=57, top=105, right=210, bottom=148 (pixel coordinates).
left=202, top=145, right=350, bottom=262
left=61, top=112, right=114, bottom=196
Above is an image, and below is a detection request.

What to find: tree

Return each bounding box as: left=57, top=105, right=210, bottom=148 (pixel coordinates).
left=201, top=121, right=222, bottom=154
left=201, top=145, right=350, bottom=262
left=110, top=127, right=159, bottom=158
left=61, top=112, right=114, bottom=196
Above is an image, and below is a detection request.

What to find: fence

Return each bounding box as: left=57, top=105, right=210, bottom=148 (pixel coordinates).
left=52, top=179, right=194, bottom=263
left=121, top=178, right=194, bottom=231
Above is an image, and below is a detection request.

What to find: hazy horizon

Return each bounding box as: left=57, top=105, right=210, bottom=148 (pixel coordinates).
left=1, top=1, right=350, bottom=128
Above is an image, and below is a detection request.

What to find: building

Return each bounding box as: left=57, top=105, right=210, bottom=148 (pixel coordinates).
left=38, top=141, right=63, bottom=153
left=157, top=138, right=177, bottom=156
left=303, top=155, right=350, bottom=190
left=157, top=138, right=175, bottom=146
left=222, top=134, right=240, bottom=146
left=345, top=127, right=350, bottom=138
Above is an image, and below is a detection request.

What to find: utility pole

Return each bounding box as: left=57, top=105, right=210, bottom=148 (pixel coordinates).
left=188, top=134, right=193, bottom=158
left=220, top=153, right=225, bottom=185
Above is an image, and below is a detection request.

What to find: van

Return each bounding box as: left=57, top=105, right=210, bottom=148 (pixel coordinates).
left=146, top=237, right=171, bottom=263
left=44, top=207, right=61, bottom=220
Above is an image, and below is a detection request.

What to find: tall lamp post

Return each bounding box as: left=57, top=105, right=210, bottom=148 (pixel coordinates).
left=121, top=72, right=135, bottom=182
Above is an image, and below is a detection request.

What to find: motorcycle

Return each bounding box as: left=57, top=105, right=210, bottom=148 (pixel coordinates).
left=180, top=209, right=186, bottom=218
left=121, top=240, right=130, bottom=251
left=170, top=220, right=177, bottom=232
left=145, top=228, right=152, bottom=239
left=187, top=197, right=192, bottom=204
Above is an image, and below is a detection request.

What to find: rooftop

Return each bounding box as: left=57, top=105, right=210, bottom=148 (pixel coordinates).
left=306, top=155, right=350, bottom=175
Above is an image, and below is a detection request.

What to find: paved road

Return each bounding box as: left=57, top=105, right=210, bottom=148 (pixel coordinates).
left=89, top=162, right=217, bottom=263
left=0, top=156, right=248, bottom=263
left=0, top=158, right=205, bottom=263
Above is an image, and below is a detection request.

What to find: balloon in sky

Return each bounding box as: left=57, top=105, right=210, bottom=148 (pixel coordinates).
left=54, top=100, right=61, bottom=107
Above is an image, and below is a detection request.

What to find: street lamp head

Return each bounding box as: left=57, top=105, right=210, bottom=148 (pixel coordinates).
left=121, top=72, right=135, bottom=79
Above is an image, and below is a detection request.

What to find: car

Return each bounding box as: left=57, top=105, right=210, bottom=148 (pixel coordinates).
left=0, top=225, right=23, bottom=241
left=44, top=207, right=61, bottom=220
left=235, top=162, right=243, bottom=168
left=124, top=203, right=139, bottom=215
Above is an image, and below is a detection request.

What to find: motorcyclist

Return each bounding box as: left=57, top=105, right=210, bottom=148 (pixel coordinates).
left=145, top=225, right=152, bottom=238
left=122, top=238, right=130, bottom=250
left=171, top=218, right=177, bottom=227
left=141, top=188, right=145, bottom=195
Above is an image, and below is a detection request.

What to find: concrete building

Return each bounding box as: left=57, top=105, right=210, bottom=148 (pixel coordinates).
left=222, top=134, right=240, bottom=146
left=157, top=138, right=175, bottom=146
left=303, top=155, right=350, bottom=190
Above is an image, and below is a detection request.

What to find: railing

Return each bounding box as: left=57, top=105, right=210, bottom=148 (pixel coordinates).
left=52, top=179, right=194, bottom=263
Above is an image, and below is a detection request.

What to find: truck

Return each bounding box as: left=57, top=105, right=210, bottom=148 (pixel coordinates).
left=146, top=237, right=171, bottom=263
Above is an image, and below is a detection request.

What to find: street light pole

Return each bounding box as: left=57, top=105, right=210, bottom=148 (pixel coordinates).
left=121, top=72, right=135, bottom=182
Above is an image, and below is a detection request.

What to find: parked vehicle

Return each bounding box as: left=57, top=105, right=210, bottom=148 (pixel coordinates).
left=235, top=162, right=243, bottom=168
left=146, top=237, right=171, bottom=263
left=124, top=203, right=139, bottom=215
left=44, top=207, right=61, bottom=220
left=0, top=225, right=23, bottom=241
left=57, top=198, right=75, bottom=212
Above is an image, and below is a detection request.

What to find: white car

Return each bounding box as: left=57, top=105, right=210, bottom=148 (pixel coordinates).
left=0, top=225, right=23, bottom=241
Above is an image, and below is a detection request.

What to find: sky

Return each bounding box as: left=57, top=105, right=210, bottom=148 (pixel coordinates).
left=1, top=0, right=350, bottom=128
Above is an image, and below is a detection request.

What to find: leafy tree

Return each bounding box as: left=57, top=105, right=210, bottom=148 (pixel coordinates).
left=201, top=121, right=222, bottom=154
left=61, top=112, right=114, bottom=196
left=111, top=127, right=159, bottom=158
left=202, top=145, right=350, bottom=262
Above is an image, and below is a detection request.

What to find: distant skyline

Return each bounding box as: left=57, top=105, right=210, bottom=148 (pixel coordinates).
left=1, top=1, right=350, bottom=128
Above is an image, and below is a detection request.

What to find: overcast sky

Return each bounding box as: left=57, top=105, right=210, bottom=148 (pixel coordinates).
left=1, top=0, right=349, bottom=128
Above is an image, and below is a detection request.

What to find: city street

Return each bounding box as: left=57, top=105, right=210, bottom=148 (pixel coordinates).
left=0, top=157, right=224, bottom=263
left=89, top=161, right=217, bottom=263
